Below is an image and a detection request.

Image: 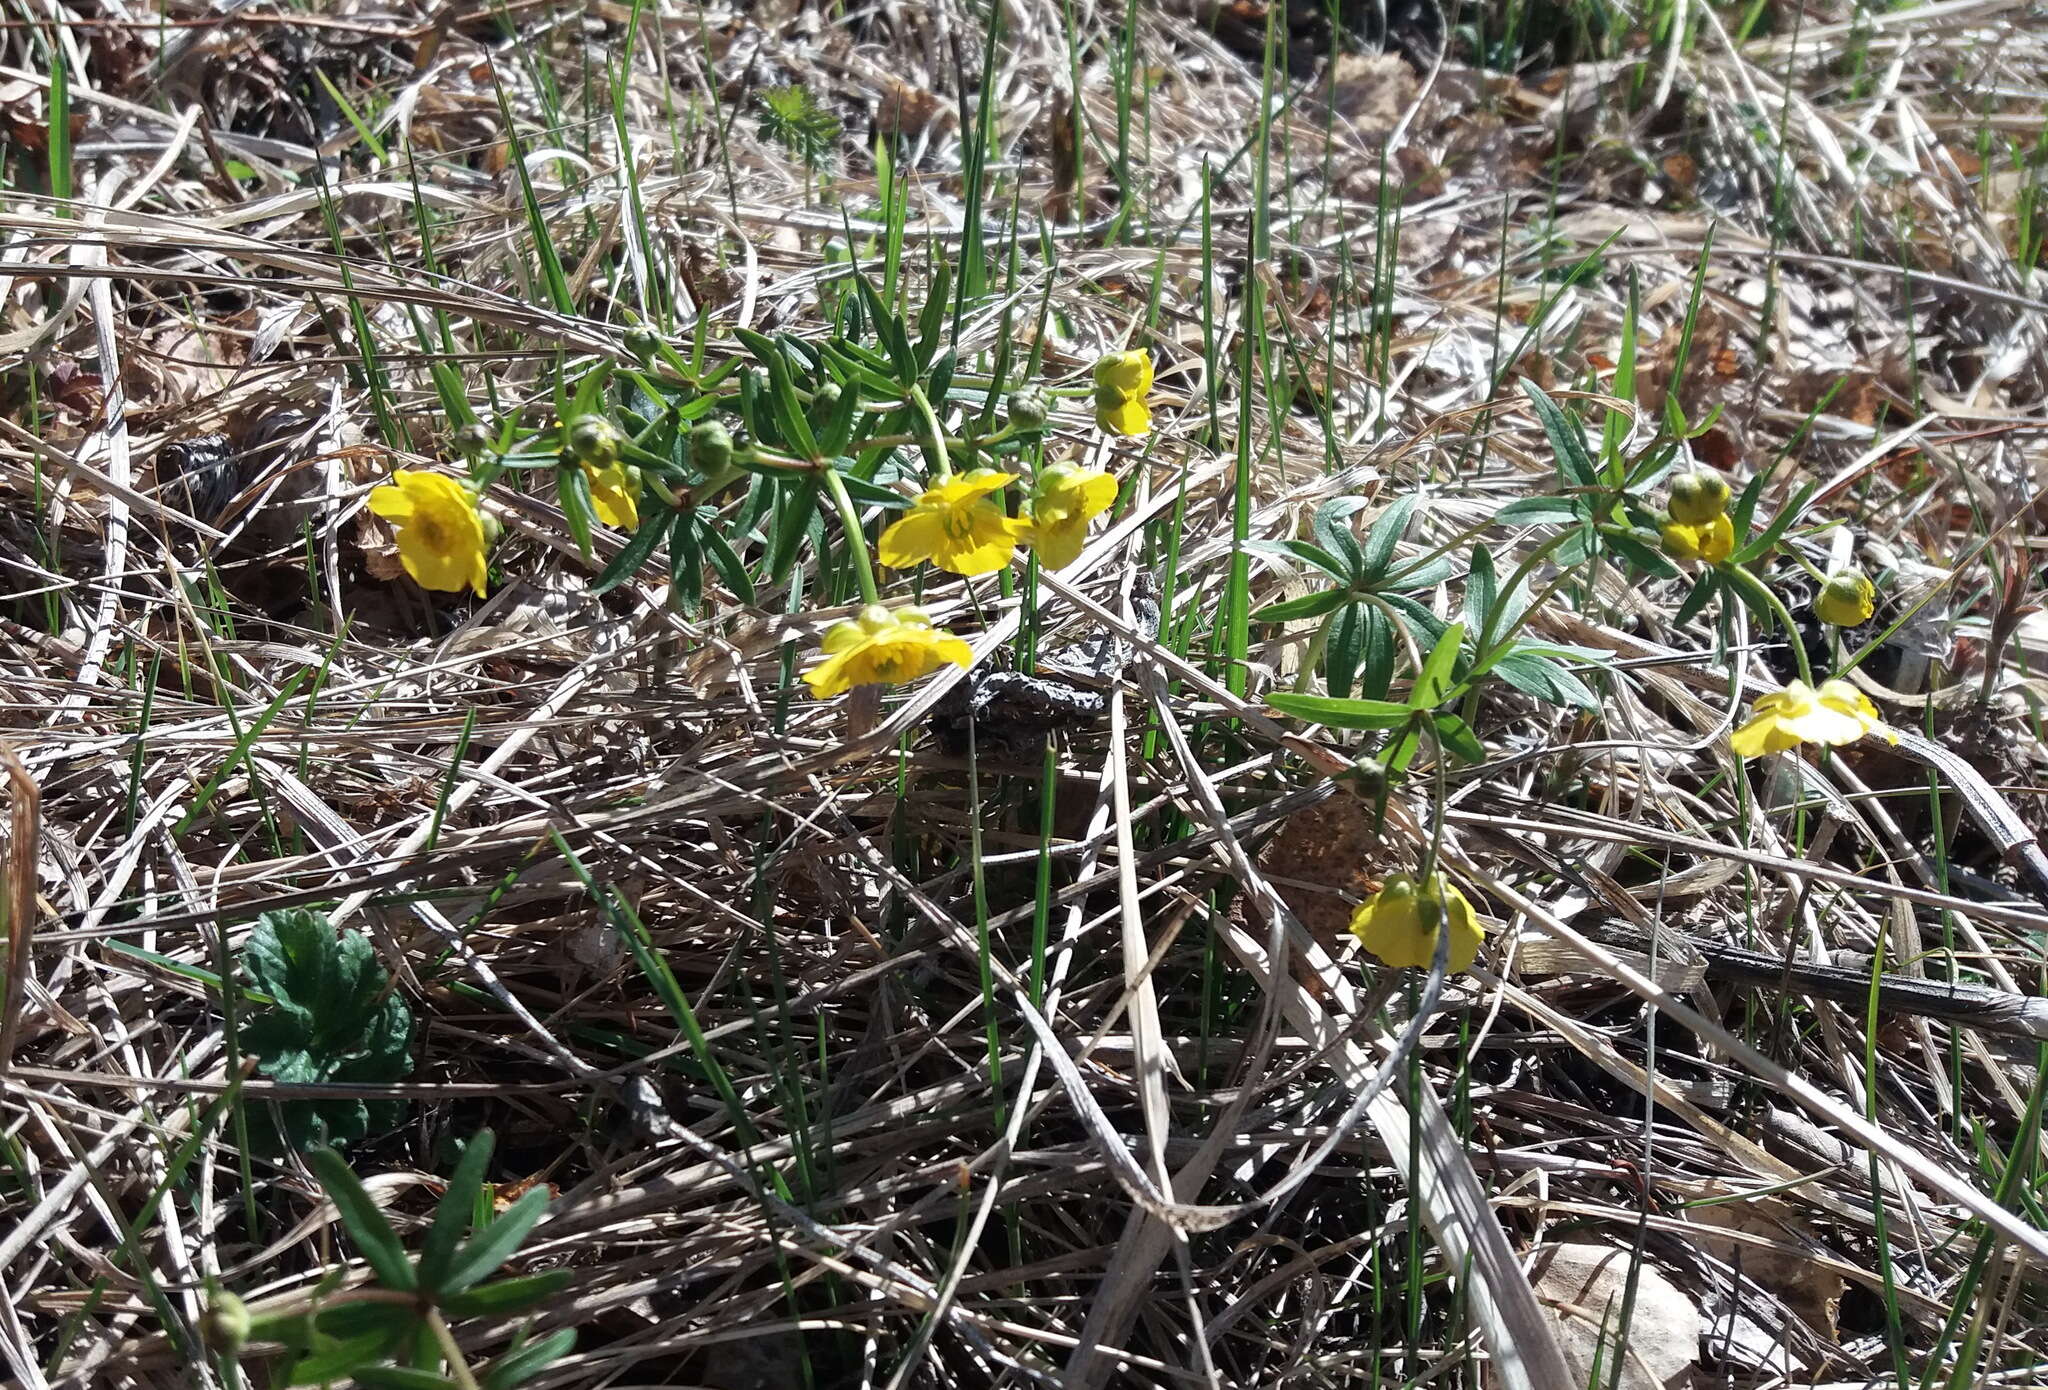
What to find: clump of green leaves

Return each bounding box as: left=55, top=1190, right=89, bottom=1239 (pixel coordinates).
left=204, top=1131, right=573, bottom=1388
left=240, top=909, right=413, bottom=1153
left=758, top=84, right=841, bottom=172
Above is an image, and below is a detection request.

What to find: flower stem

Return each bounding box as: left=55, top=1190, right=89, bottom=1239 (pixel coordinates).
left=1721, top=562, right=1812, bottom=685
left=909, top=385, right=952, bottom=479
left=820, top=467, right=882, bottom=605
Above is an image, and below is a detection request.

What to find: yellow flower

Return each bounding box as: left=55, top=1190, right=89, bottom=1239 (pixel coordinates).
left=1092, top=350, right=1155, bottom=437
left=367, top=470, right=490, bottom=596
left=1659, top=511, right=1734, bottom=564
left=584, top=461, right=641, bottom=530
left=878, top=469, right=1023, bottom=576
left=1093, top=350, right=1154, bottom=398
left=1729, top=678, right=1893, bottom=759
left=1020, top=464, right=1120, bottom=569
left=1348, top=873, right=1484, bottom=973
left=1816, top=570, right=1875, bottom=627
left=803, top=604, right=973, bottom=698
left=1095, top=390, right=1151, bottom=437
left=1667, top=470, right=1731, bottom=526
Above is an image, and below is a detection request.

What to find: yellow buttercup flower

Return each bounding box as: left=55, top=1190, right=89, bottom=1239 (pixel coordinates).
left=584, top=461, right=641, bottom=530
left=878, top=469, right=1023, bottom=576
left=1092, top=351, right=1154, bottom=437
left=367, top=470, right=490, bottom=597
left=803, top=604, right=973, bottom=698
left=1729, top=678, right=1893, bottom=759
left=1349, top=872, right=1484, bottom=973
left=1816, top=570, right=1874, bottom=627
left=1660, top=512, right=1735, bottom=564
left=1020, top=464, right=1119, bottom=569
left=1093, top=350, right=1154, bottom=398
left=1667, top=470, right=1731, bottom=526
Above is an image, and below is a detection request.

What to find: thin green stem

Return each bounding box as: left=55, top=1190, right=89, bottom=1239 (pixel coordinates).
left=1720, top=563, right=1813, bottom=685
left=820, top=468, right=882, bottom=605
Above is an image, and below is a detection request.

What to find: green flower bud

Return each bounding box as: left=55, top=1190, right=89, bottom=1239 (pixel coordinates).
left=479, top=512, right=503, bottom=547
left=1816, top=569, right=1875, bottom=627
left=1667, top=470, right=1731, bottom=525
left=623, top=325, right=662, bottom=362
left=690, top=419, right=735, bottom=471
left=201, top=1291, right=250, bottom=1354
left=566, top=415, right=623, bottom=467
left=812, top=383, right=842, bottom=414
left=453, top=423, right=493, bottom=458
left=1007, top=386, right=1049, bottom=431
left=1341, top=755, right=1389, bottom=800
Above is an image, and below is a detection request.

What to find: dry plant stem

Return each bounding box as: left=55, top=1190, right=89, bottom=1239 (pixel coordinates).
left=1884, top=727, right=2048, bottom=908
left=0, top=743, right=36, bottom=1076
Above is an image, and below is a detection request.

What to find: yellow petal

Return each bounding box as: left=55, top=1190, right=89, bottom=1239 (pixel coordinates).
left=1097, top=396, right=1151, bottom=437
left=1092, top=350, right=1153, bottom=397
left=1024, top=516, right=1087, bottom=570
left=1696, top=512, right=1735, bottom=563
left=878, top=508, right=952, bottom=569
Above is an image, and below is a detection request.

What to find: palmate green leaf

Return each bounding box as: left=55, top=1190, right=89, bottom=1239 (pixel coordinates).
left=306, top=1147, right=416, bottom=1292
left=1252, top=588, right=1351, bottom=623
left=1265, top=692, right=1414, bottom=731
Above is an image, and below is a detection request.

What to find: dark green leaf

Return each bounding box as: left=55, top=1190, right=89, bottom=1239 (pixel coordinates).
left=1380, top=555, right=1455, bottom=590
left=1491, top=651, right=1601, bottom=710
left=1495, top=496, right=1585, bottom=524
left=1463, top=545, right=1498, bottom=640
left=1730, top=479, right=1820, bottom=565
left=1521, top=381, right=1600, bottom=487
left=286, top=1321, right=407, bottom=1386
left=1672, top=573, right=1719, bottom=627
left=1601, top=528, right=1679, bottom=579
left=557, top=462, right=595, bottom=562
left=353, top=1369, right=461, bottom=1390
left=418, top=1130, right=494, bottom=1294
left=1311, top=497, right=1371, bottom=578
left=697, top=509, right=756, bottom=603
left=834, top=473, right=914, bottom=510
left=668, top=509, right=704, bottom=618
left=1326, top=602, right=1365, bottom=699
left=855, top=274, right=917, bottom=383
left=441, top=1187, right=550, bottom=1295
left=816, top=376, right=863, bottom=458
left=438, top=1270, right=571, bottom=1318
left=765, top=477, right=820, bottom=584
left=1428, top=713, right=1488, bottom=764
left=734, top=328, right=820, bottom=461
left=1265, top=693, right=1415, bottom=731
left=590, top=498, right=675, bottom=596
left=1252, top=588, right=1351, bottom=623
left=307, top=1147, right=416, bottom=1291
left=483, top=1330, right=578, bottom=1390
left=1356, top=605, right=1395, bottom=701
left=1357, top=493, right=1417, bottom=581
left=914, top=258, right=952, bottom=370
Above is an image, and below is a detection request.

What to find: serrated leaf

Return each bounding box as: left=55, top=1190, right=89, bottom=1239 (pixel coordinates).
left=306, top=1147, right=416, bottom=1292
left=1252, top=588, right=1351, bottom=623
left=438, top=1270, right=571, bottom=1318
left=1265, top=692, right=1415, bottom=731
left=441, top=1187, right=550, bottom=1295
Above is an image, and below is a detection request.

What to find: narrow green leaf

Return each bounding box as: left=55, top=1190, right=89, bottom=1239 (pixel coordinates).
left=1463, top=545, right=1498, bottom=639
left=1357, top=493, right=1417, bottom=581
left=418, top=1130, right=494, bottom=1294
left=1672, top=572, right=1720, bottom=627
left=1265, top=692, right=1415, bottom=731
left=1411, top=620, right=1466, bottom=709
left=441, top=1187, right=549, bottom=1295
left=483, top=1329, right=578, bottom=1390
left=765, top=477, right=820, bottom=583
left=1252, top=588, right=1351, bottom=623
left=1521, top=381, right=1600, bottom=487
left=734, top=328, right=820, bottom=460
left=1429, top=713, right=1488, bottom=764
left=1731, top=479, right=1820, bottom=565
left=438, top=1270, right=571, bottom=1318
left=557, top=462, right=595, bottom=563
left=1491, top=651, right=1600, bottom=710
left=590, top=499, right=674, bottom=595
left=353, top=1368, right=461, bottom=1390
left=174, top=671, right=307, bottom=835
left=305, top=1148, right=415, bottom=1292
left=1495, top=496, right=1584, bottom=524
